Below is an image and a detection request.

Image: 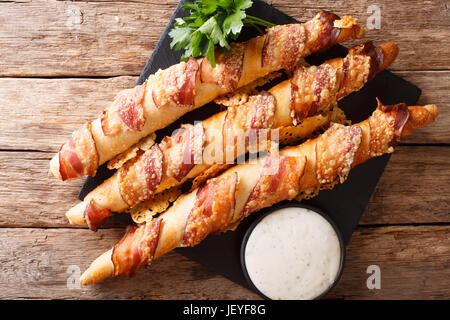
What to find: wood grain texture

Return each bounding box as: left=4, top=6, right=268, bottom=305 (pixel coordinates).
left=0, top=76, right=137, bottom=152
left=328, top=225, right=450, bottom=299
left=0, top=228, right=259, bottom=299
left=0, top=0, right=176, bottom=76
left=0, top=71, right=447, bottom=154
left=0, top=0, right=448, bottom=300
left=0, top=146, right=448, bottom=228
left=395, top=71, right=450, bottom=145
left=270, top=0, right=450, bottom=72
left=0, top=150, right=129, bottom=228
left=361, top=146, right=450, bottom=225
left=0, top=0, right=448, bottom=77
left=0, top=225, right=447, bottom=299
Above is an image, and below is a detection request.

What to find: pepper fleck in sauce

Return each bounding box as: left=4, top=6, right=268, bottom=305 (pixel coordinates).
left=244, top=206, right=342, bottom=300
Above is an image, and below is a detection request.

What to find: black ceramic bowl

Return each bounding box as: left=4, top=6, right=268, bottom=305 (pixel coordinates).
left=240, top=202, right=346, bottom=300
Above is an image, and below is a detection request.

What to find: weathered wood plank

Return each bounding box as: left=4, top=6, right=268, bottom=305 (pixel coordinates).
left=271, top=0, right=450, bottom=72
left=0, top=146, right=448, bottom=228
left=0, top=76, right=138, bottom=152
left=360, top=145, right=450, bottom=225
left=0, top=71, right=447, bottom=154
left=0, top=151, right=128, bottom=228
left=0, top=0, right=177, bottom=76
left=328, top=225, right=450, bottom=299
left=0, top=227, right=260, bottom=299
left=0, top=0, right=447, bottom=302
left=0, top=0, right=448, bottom=76
left=395, top=71, right=450, bottom=145
left=0, top=225, right=447, bottom=299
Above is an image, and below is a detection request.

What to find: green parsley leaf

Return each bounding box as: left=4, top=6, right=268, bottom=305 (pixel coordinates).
left=223, top=9, right=246, bottom=37
left=235, top=0, right=253, bottom=11
left=169, top=0, right=275, bottom=67
left=200, top=0, right=218, bottom=15
left=169, top=26, right=193, bottom=51
left=197, top=16, right=230, bottom=50
left=217, top=0, right=233, bottom=10
left=205, top=39, right=216, bottom=67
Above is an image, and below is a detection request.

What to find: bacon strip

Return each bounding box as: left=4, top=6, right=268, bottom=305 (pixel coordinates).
left=315, top=123, right=362, bottom=184
left=222, top=91, right=276, bottom=160
left=338, top=42, right=383, bottom=100
left=118, top=145, right=163, bottom=207
left=101, top=83, right=146, bottom=136
left=353, top=41, right=384, bottom=81
left=59, top=123, right=98, bottom=180
left=262, top=23, right=306, bottom=69
left=243, top=155, right=306, bottom=217
left=223, top=91, right=276, bottom=131
left=59, top=140, right=83, bottom=180
left=312, top=11, right=341, bottom=53
left=117, top=85, right=146, bottom=131
left=290, top=42, right=386, bottom=124
left=200, top=43, right=245, bottom=91
left=159, top=123, right=205, bottom=182
left=369, top=100, right=409, bottom=157
left=83, top=200, right=112, bottom=232
left=112, top=218, right=161, bottom=277
left=152, top=58, right=199, bottom=109
left=290, top=64, right=339, bottom=122
left=385, top=102, right=410, bottom=145
left=183, top=172, right=238, bottom=247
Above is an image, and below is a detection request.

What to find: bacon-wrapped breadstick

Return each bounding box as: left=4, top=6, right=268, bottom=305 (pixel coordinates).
left=49, top=11, right=364, bottom=181
left=66, top=41, right=398, bottom=231
left=79, top=101, right=438, bottom=285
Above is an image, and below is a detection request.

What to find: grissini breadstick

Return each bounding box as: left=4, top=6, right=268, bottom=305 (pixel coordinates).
left=79, top=101, right=439, bottom=285
left=49, top=11, right=364, bottom=181
left=66, top=41, right=398, bottom=231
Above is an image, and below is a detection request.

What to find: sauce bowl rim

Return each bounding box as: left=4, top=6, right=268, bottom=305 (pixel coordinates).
left=240, top=201, right=346, bottom=300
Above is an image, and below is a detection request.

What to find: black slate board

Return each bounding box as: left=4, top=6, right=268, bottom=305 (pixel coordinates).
left=79, top=0, right=421, bottom=295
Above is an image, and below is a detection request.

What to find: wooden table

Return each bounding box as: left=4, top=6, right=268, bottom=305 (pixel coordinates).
left=0, top=0, right=448, bottom=300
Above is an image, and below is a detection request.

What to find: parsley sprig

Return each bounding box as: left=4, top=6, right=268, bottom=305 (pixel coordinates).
left=169, top=0, right=275, bottom=67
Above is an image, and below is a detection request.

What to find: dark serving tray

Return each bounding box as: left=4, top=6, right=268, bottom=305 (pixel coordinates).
left=79, top=0, right=421, bottom=295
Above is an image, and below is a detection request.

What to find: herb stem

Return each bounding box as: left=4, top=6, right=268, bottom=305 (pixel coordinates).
left=247, top=21, right=263, bottom=34
left=244, top=14, right=276, bottom=28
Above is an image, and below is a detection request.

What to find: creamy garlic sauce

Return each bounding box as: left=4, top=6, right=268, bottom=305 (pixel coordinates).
left=244, top=207, right=342, bottom=300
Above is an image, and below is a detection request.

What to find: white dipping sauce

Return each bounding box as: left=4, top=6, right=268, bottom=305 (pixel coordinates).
left=244, top=207, right=342, bottom=300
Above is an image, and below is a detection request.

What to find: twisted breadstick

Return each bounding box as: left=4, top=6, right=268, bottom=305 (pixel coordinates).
left=49, top=11, right=364, bottom=181
left=66, top=41, right=397, bottom=231
left=79, top=101, right=438, bottom=285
